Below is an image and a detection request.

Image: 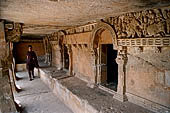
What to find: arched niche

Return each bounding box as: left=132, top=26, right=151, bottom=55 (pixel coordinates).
left=90, top=22, right=118, bottom=52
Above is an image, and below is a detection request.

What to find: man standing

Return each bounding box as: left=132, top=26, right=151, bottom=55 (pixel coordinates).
left=26, top=45, right=39, bottom=81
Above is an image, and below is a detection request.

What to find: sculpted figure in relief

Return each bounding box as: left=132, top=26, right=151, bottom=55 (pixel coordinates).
left=147, top=21, right=166, bottom=37
left=163, top=9, right=170, bottom=34
left=125, top=13, right=143, bottom=38
left=146, top=9, right=166, bottom=37
left=111, top=8, right=168, bottom=38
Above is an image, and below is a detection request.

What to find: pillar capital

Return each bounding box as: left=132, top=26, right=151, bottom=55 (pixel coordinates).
left=116, top=47, right=128, bottom=65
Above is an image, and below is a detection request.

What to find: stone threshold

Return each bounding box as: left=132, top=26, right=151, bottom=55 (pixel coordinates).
left=35, top=67, right=154, bottom=113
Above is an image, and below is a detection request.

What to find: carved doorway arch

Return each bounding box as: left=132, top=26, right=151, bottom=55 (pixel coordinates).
left=90, top=22, right=118, bottom=51
left=89, top=22, right=118, bottom=84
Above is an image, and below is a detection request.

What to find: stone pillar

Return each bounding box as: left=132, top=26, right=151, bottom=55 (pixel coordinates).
left=66, top=44, right=73, bottom=76
left=89, top=48, right=98, bottom=84
left=43, top=38, right=47, bottom=63
left=44, top=37, right=52, bottom=66
left=114, top=46, right=128, bottom=102
left=52, top=43, right=63, bottom=70
left=57, top=45, right=63, bottom=70
left=0, top=20, right=18, bottom=113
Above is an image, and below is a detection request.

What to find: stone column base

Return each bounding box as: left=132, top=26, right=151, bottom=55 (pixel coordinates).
left=113, top=93, right=128, bottom=102
left=98, top=85, right=128, bottom=102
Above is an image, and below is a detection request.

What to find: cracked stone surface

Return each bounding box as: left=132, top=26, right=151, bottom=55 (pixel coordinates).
left=14, top=71, right=73, bottom=113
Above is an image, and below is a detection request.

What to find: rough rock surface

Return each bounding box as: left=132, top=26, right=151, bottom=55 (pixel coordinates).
left=1, top=0, right=170, bottom=35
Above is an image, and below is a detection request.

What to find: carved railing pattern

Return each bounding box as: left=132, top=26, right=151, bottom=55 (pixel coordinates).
left=117, top=37, right=170, bottom=47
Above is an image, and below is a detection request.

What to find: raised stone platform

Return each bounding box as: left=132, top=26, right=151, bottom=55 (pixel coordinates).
left=35, top=66, right=154, bottom=113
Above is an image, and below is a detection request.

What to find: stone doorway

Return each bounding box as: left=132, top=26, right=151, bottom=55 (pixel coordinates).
left=100, top=44, right=118, bottom=91
left=63, top=45, right=69, bottom=70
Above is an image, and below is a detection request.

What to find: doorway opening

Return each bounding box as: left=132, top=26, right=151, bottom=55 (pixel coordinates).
left=100, top=44, right=118, bottom=91
left=63, top=45, right=69, bottom=70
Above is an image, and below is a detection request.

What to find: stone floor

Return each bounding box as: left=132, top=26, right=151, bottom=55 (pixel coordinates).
left=14, top=71, right=73, bottom=113
left=39, top=67, right=154, bottom=113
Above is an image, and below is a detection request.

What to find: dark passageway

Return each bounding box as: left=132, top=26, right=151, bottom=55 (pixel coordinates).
left=101, top=44, right=118, bottom=91
left=107, top=44, right=118, bottom=87
left=63, top=45, right=69, bottom=70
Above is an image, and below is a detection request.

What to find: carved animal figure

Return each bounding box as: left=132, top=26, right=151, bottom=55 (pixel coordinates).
left=126, top=25, right=136, bottom=38
left=126, top=18, right=142, bottom=38
left=147, top=21, right=166, bottom=37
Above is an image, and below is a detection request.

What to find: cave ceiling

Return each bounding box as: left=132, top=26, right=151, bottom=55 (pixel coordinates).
left=0, top=0, right=170, bottom=38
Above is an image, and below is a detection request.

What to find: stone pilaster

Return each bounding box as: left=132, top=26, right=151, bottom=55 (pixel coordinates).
left=66, top=44, right=73, bottom=76
left=51, top=41, right=63, bottom=70
left=43, top=37, right=52, bottom=65
left=89, top=48, right=98, bottom=84
left=113, top=46, right=128, bottom=102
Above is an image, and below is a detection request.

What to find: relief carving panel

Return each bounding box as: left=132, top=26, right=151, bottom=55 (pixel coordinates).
left=108, top=8, right=170, bottom=38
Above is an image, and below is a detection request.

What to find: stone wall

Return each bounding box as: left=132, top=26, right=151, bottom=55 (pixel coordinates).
left=72, top=45, right=94, bottom=82
left=14, top=42, right=45, bottom=63
left=63, top=30, right=113, bottom=82
left=63, top=32, right=91, bottom=44
left=126, top=47, right=170, bottom=109
left=0, top=21, right=17, bottom=113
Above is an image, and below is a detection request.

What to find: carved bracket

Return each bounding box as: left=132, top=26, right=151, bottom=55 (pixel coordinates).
left=154, top=47, right=161, bottom=53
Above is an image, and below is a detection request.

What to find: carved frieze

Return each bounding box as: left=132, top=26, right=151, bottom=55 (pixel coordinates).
left=106, top=8, right=170, bottom=38
left=59, top=8, right=170, bottom=40
left=65, top=23, right=96, bottom=35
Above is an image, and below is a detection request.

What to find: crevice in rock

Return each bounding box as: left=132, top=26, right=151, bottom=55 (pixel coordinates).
left=127, top=53, right=165, bottom=72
